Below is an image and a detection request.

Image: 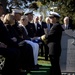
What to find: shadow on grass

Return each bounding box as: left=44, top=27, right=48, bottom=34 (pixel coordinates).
left=27, top=56, right=51, bottom=75
left=29, top=65, right=51, bottom=75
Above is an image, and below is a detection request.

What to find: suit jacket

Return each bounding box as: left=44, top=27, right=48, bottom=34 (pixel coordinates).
left=34, top=22, right=47, bottom=37
left=46, top=23, right=53, bottom=33
left=39, top=21, right=47, bottom=28
left=39, top=21, right=47, bottom=36
left=26, top=22, right=36, bottom=38
left=18, top=24, right=31, bottom=40
left=62, top=24, right=73, bottom=30
left=34, top=23, right=43, bottom=37
left=45, top=23, right=64, bottom=56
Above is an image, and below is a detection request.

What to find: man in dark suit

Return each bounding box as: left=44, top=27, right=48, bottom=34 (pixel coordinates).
left=24, top=9, right=36, bottom=38
left=41, top=12, right=64, bottom=75
left=34, top=16, right=49, bottom=60
left=26, top=22, right=36, bottom=38
left=38, top=15, right=47, bottom=35
left=62, top=16, right=73, bottom=30
left=34, top=16, right=43, bottom=37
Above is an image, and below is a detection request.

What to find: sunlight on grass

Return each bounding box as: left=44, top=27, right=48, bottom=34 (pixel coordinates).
left=29, top=56, right=51, bottom=75
left=38, top=56, right=51, bottom=66
left=31, top=71, right=47, bottom=73
left=39, top=67, right=50, bottom=70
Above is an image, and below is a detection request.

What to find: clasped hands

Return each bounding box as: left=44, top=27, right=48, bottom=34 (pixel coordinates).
left=40, top=35, right=47, bottom=44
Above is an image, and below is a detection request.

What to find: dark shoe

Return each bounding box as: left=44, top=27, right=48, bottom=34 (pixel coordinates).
left=36, top=64, right=42, bottom=67
left=31, top=65, right=39, bottom=71
left=26, top=70, right=31, bottom=74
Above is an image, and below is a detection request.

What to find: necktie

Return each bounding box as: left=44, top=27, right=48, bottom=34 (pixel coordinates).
left=47, top=24, right=50, bottom=32
left=65, top=25, right=68, bottom=29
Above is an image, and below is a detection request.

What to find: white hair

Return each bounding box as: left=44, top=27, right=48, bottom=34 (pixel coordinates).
left=64, top=17, right=69, bottom=21
left=45, top=17, right=50, bottom=22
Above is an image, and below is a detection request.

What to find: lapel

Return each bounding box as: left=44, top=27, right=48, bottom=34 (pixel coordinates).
left=37, top=23, right=41, bottom=30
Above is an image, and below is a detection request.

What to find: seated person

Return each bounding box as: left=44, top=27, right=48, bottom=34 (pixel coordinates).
left=18, top=15, right=39, bottom=66
left=3, top=13, right=35, bottom=72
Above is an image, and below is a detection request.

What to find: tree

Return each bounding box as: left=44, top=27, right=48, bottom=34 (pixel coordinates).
left=1, top=0, right=75, bottom=27
left=28, top=2, right=38, bottom=10
left=51, top=0, right=58, bottom=2
left=0, top=0, right=39, bottom=13
left=56, top=0, right=75, bottom=27
left=0, top=0, right=7, bottom=13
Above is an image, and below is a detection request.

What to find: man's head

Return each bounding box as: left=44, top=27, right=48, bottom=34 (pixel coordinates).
left=24, top=9, right=34, bottom=22
left=38, top=15, right=43, bottom=22
left=49, top=12, right=60, bottom=24
left=33, top=16, right=39, bottom=23
left=45, top=17, right=50, bottom=24
left=12, top=8, right=23, bottom=21
left=63, top=17, right=69, bottom=25
left=0, top=2, right=3, bottom=17
left=20, top=15, right=28, bottom=26
left=49, top=11, right=60, bottom=19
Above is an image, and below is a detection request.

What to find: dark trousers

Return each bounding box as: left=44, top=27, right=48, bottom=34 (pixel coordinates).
left=0, top=48, right=21, bottom=75
left=19, top=43, right=34, bottom=71
left=39, top=40, right=49, bottom=60
left=42, top=41, right=49, bottom=60
left=49, top=55, right=61, bottom=75
left=33, top=39, right=49, bottom=59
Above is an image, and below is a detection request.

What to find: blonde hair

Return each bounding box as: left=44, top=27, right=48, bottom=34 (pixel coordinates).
left=3, top=13, right=15, bottom=25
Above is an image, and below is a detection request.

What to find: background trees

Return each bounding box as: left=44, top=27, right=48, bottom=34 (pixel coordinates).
left=56, top=0, right=75, bottom=27
left=0, top=0, right=75, bottom=27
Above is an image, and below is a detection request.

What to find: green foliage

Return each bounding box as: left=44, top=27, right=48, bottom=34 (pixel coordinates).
left=56, top=0, right=75, bottom=27
left=1, top=0, right=75, bottom=28
left=47, top=0, right=50, bottom=2
left=39, top=0, right=50, bottom=5
left=51, top=0, right=58, bottom=2
left=29, top=2, right=38, bottom=10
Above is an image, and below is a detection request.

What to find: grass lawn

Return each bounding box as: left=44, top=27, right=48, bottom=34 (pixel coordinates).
left=27, top=56, right=51, bottom=75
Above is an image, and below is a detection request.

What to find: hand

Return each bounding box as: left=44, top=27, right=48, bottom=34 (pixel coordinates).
left=18, top=40, right=25, bottom=46
left=40, top=35, right=46, bottom=40
left=11, top=37, right=17, bottom=42
left=0, top=42, right=7, bottom=48
left=40, top=35, right=47, bottom=44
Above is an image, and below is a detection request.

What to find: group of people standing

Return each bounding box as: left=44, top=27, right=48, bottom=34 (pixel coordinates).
left=0, top=2, right=73, bottom=75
